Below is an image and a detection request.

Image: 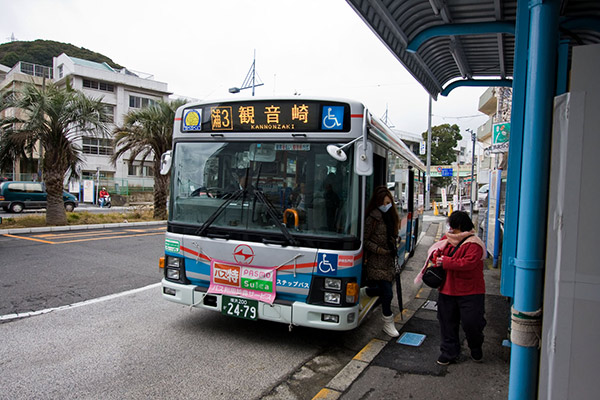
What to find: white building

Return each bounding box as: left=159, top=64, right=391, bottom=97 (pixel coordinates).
left=52, top=53, right=171, bottom=189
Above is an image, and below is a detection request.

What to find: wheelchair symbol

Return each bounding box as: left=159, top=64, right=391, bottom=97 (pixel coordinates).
left=318, top=253, right=337, bottom=275
left=322, top=107, right=342, bottom=129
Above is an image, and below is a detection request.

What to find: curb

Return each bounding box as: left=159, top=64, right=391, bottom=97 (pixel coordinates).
left=0, top=220, right=166, bottom=236
left=311, top=292, right=431, bottom=400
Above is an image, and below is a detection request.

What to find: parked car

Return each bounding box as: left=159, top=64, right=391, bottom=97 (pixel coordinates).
left=478, top=184, right=490, bottom=208
left=0, top=181, right=78, bottom=213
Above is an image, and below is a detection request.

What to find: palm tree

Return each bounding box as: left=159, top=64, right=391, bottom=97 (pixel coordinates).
left=112, top=99, right=187, bottom=220
left=0, top=83, right=110, bottom=225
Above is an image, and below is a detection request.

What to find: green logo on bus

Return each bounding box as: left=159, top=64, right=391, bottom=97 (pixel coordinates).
left=165, top=239, right=180, bottom=253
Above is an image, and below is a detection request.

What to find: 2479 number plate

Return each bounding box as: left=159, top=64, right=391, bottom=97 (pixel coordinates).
left=221, top=295, right=258, bottom=321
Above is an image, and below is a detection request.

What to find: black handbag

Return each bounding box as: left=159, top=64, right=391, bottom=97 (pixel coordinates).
left=422, top=235, right=473, bottom=289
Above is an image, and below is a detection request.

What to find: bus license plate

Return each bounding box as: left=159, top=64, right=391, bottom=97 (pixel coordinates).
left=221, top=296, right=258, bottom=321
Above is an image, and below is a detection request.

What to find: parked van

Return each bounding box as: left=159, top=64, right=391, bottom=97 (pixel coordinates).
left=0, top=181, right=78, bottom=213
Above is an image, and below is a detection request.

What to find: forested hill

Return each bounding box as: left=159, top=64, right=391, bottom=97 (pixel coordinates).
left=0, top=39, right=123, bottom=69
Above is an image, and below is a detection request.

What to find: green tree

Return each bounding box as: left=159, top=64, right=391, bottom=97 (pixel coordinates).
left=0, top=39, right=124, bottom=69
left=420, top=123, right=463, bottom=187
left=112, top=99, right=187, bottom=220
left=420, top=123, right=462, bottom=164
left=0, top=83, right=110, bottom=225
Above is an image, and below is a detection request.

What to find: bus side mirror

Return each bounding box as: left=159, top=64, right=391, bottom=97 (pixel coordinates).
left=354, top=141, right=373, bottom=176
left=160, top=151, right=172, bottom=175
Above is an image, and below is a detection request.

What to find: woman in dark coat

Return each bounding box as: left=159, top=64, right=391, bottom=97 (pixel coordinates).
left=362, top=186, right=401, bottom=337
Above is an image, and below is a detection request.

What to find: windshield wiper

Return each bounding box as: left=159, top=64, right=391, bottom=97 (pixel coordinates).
left=253, top=189, right=298, bottom=246
left=194, top=189, right=243, bottom=237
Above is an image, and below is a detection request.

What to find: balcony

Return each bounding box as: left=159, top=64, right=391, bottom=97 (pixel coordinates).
left=478, top=87, right=497, bottom=115
left=478, top=118, right=493, bottom=140
left=16, top=62, right=53, bottom=79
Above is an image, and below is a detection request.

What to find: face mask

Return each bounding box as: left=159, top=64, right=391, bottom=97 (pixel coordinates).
left=379, top=203, right=392, bottom=213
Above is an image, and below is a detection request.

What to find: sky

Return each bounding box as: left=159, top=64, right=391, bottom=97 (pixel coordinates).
left=0, top=0, right=488, bottom=146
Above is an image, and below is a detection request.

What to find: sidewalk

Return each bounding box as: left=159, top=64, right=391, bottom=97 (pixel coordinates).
left=314, top=213, right=511, bottom=400
left=0, top=203, right=162, bottom=235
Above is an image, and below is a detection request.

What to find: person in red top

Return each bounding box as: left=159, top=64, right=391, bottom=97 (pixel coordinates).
left=433, top=211, right=487, bottom=365
left=99, top=187, right=109, bottom=208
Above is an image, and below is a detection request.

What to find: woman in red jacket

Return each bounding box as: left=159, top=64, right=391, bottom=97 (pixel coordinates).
left=434, top=211, right=487, bottom=365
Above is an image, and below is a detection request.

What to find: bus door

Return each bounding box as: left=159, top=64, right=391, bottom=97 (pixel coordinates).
left=406, top=167, right=416, bottom=256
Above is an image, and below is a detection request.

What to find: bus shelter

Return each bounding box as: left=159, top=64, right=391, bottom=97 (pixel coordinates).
left=346, top=1, right=600, bottom=399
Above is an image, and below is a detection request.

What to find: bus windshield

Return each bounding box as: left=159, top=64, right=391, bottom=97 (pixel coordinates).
left=170, top=141, right=360, bottom=241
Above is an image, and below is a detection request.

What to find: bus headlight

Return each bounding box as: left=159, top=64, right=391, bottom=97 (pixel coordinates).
left=324, top=278, right=342, bottom=291
left=322, top=314, right=340, bottom=323
left=167, top=256, right=181, bottom=268
left=165, top=255, right=184, bottom=282
left=324, top=292, right=341, bottom=305
left=166, top=268, right=180, bottom=280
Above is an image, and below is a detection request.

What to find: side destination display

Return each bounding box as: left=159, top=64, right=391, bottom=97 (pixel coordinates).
left=181, top=100, right=351, bottom=133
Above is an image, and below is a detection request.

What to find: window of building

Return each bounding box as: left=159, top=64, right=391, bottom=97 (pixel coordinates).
left=129, top=95, right=157, bottom=109
left=82, top=137, right=114, bottom=156
left=103, top=104, right=115, bottom=123
left=83, top=79, right=115, bottom=92
left=58, top=65, right=63, bottom=79
left=127, top=161, right=154, bottom=176
left=19, top=62, right=53, bottom=79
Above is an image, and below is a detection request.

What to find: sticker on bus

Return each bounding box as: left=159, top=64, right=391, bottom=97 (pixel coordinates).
left=317, top=253, right=338, bottom=275
left=182, top=109, right=202, bottom=131
left=321, top=106, right=344, bottom=130
left=208, top=259, right=277, bottom=304
left=165, top=238, right=180, bottom=253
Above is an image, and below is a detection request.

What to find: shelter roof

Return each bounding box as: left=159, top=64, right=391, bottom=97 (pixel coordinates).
left=346, top=0, right=600, bottom=98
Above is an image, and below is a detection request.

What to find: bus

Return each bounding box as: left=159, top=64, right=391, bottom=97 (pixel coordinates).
left=159, top=97, right=425, bottom=331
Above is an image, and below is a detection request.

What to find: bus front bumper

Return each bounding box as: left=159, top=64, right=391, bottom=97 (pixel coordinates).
left=161, top=279, right=359, bottom=331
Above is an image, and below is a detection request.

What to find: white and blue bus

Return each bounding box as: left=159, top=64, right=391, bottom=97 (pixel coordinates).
left=160, top=97, right=424, bottom=331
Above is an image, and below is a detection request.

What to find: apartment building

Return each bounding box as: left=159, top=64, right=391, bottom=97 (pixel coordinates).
left=53, top=53, right=171, bottom=188
left=0, top=54, right=171, bottom=189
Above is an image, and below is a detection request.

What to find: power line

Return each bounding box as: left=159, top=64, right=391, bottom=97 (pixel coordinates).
left=432, top=113, right=486, bottom=119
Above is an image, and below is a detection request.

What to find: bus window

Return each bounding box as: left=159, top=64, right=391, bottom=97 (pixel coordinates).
left=170, top=141, right=360, bottom=240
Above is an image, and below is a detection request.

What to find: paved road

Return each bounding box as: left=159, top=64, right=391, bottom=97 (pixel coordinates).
left=0, top=225, right=386, bottom=399
left=0, top=225, right=165, bottom=316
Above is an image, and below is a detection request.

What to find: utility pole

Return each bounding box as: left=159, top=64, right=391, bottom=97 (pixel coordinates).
left=425, top=96, right=432, bottom=210
left=229, top=50, right=264, bottom=96
left=467, top=128, right=476, bottom=218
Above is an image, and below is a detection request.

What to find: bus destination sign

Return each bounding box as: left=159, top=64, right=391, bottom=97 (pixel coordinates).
left=181, top=100, right=350, bottom=133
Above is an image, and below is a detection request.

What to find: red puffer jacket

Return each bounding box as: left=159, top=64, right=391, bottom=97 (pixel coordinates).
left=439, top=241, right=485, bottom=296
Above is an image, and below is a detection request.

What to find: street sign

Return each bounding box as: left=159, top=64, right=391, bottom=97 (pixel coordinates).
left=441, top=168, right=453, bottom=177
left=493, top=122, right=510, bottom=144
left=486, top=142, right=510, bottom=154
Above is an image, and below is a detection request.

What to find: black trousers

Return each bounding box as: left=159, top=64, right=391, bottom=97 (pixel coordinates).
left=365, top=280, right=393, bottom=316
left=437, top=292, right=486, bottom=359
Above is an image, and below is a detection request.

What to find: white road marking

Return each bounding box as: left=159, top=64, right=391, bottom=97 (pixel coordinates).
left=0, top=282, right=161, bottom=322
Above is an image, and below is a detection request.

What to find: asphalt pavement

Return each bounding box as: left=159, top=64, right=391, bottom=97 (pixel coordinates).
left=313, top=212, right=511, bottom=400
